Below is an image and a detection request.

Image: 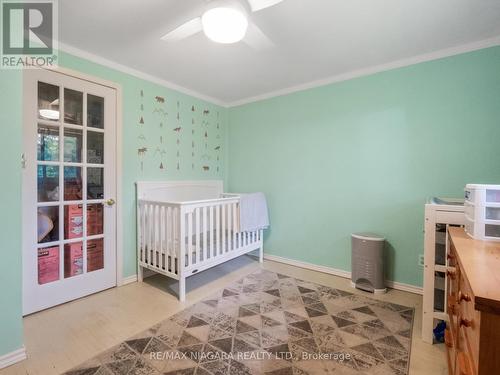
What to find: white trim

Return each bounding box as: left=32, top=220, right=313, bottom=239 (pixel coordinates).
left=227, top=35, right=500, bottom=107
left=263, top=254, right=423, bottom=295
left=58, top=42, right=227, bottom=107
left=0, top=347, right=27, bottom=369
left=121, top=274, right=138, bottom=285
left=58, top=36, right=500, bottom=108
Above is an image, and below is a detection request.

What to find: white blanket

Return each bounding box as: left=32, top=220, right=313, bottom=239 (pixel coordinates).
left=239, top=192, right=270, bottom=232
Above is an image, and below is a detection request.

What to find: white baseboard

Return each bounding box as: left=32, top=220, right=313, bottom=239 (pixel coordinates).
left=0, top=347, right=27, bottom=369
left=122, top=274, right=138, bottom=285
left=263, top=253, right=423, bottom=295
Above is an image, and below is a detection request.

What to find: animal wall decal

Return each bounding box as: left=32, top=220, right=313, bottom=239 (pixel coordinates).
left=137, top=147, right=148, bottom=156
left=214, top=146, right=220, bottom=151
left=203, top=166, right=210, bottom=171
left=152, top=108, right=168, bottom=118
left=154, top=147, right=167, bottom=158
left=203, top=109, right=210, bottom=115
left=173, top=127, right=181, bottom=132
left=155, top=96, right=165, bottom=103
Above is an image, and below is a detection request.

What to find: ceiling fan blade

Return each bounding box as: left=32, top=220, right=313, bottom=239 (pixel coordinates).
left=243, top=23, right=274, bottom=50
left=161, top=17, right=202, bottom=42
left=247, top=0, right=284, bottom=12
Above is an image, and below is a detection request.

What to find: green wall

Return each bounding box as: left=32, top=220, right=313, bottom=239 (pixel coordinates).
left=0, top=69, right=24, bottom=356
left=0, top=52, right=227, bottom=356
left=227, top=46, right=500, bottom=287
left=1, top=45, right=500, bottom=358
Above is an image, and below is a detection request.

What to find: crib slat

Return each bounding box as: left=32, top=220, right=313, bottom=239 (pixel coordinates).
left=195, top=208, right=200, bottom=263
left=148, top=204, right=153, bottom=265
left=221, top=203, right=226, bottom=255
left=216, top=205, right=221, bottom=257
left=188, top=211, right=194, bottom=266
left=232, top=203, right=237, bottom=251
left=160, top=206, right=164, bottom=269
left=152, top=204, right=158, bottom=268
left=166, top=206, right=171, bottom=271
left=209, top=206, right=214, bottom=258
left=202, top=206, right=208, bottom=260
left=224, top=204, right=233, bottom=252
left=173, top=206, right=178, bottom=274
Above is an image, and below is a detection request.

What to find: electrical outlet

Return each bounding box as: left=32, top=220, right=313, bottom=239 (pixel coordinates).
left=418, top=254, right=425, bottom=267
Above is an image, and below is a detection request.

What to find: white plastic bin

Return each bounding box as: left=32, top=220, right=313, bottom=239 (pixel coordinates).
left=464, top=184, right=500, bottom=241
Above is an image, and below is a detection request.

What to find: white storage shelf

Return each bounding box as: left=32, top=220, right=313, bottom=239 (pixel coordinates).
left=422, top=198, right=465, bottom=344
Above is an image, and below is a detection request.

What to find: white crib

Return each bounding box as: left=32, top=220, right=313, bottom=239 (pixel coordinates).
left=136, top=181, right=264, bottom=301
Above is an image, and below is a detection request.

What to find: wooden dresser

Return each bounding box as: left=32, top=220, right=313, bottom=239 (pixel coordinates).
left=446, top=227, right=500, bottom=375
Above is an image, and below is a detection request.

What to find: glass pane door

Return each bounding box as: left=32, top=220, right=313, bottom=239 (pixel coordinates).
left=23, top=69, right=117, bottom=315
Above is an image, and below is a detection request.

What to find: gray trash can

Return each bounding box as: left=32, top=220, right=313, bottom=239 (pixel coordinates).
left=351, top=233, right=386, bottom=294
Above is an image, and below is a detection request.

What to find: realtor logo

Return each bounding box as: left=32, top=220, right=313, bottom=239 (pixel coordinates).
left=1, top=0, right=58, bottom=68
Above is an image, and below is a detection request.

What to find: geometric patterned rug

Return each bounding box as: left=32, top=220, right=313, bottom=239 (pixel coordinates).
left=64, top=270, right=414, bottom=375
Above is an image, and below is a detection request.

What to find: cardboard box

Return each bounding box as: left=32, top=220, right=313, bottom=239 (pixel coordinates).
left=87, top=204, right=103, bottom=235
left=64, top=242, right=83, bottom=278
left=38, top=246, right=59, bottom=284
left=87, top=239, right=104, bottom=272
left=65, top=204, right=83, bottom=239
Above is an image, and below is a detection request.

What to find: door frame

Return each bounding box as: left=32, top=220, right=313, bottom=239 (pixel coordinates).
left=22, top=65, right=125, bottom=291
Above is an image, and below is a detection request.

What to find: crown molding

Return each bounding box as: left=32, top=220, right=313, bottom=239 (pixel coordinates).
left=227, top=35, right=500, bottom=107
left=59, top=35, right=500, bottom=109
left=57, top=42, right=228, bottom=107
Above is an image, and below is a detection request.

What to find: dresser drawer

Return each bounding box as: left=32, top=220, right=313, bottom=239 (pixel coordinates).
left=458, top=271, right=480, bottom=371
left=445, top=328, right=456, bottom=375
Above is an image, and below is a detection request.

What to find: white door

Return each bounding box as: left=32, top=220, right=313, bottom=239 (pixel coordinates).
left=22, top=68, right=117, bottom=315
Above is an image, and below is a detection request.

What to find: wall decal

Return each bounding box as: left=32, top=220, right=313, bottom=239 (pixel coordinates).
left=214, top=146, right=220, bottom=151
left=139, top=116, right=144, bottom=124
left=159, top=162, right=165, bottom=170
left=192, top=105, right=195, bottom=112
left=154, top=147, right=166, bottom=157
left=140, top=90, right=144, bottom=97
left=173, top=127, right=181, bottom=132
left=138, top=147, right=148, bottom=156
left=203, top=109, right=210, bottom=115
left=203, top=166, right=210, bottom=171
left=155, top=96, right=165, bottom=103
left=152, top=108, right=168, bottom=118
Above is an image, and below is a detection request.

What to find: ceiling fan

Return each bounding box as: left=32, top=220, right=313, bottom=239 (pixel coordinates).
left=161, top=0, right=285, bottom=49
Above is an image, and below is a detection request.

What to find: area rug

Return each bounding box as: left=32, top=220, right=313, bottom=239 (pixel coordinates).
left=64, top=270, right=414, bottom=375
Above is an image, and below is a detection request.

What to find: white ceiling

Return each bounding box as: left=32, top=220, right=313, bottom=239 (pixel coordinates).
left=59, top=0, right=500, bottom=106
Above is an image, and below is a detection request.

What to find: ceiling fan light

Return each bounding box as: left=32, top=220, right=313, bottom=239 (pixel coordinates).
left=202, top=7, right=248, bottom=44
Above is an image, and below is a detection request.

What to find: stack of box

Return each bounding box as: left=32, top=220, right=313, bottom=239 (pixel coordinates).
left=87, top=239, right=104, bottom=272
left=64, top=242, right=83, bottom=278
left=65, top=204, right=83, bottom=239
left=65, top=204, right=104, bottom=238
left=87, top=204, right=103, bottom=235
left=38, top=246, right=59, bottom=284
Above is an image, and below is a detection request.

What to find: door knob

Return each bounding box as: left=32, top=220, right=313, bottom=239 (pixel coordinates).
left=106, top=198, right=116, bottom=206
